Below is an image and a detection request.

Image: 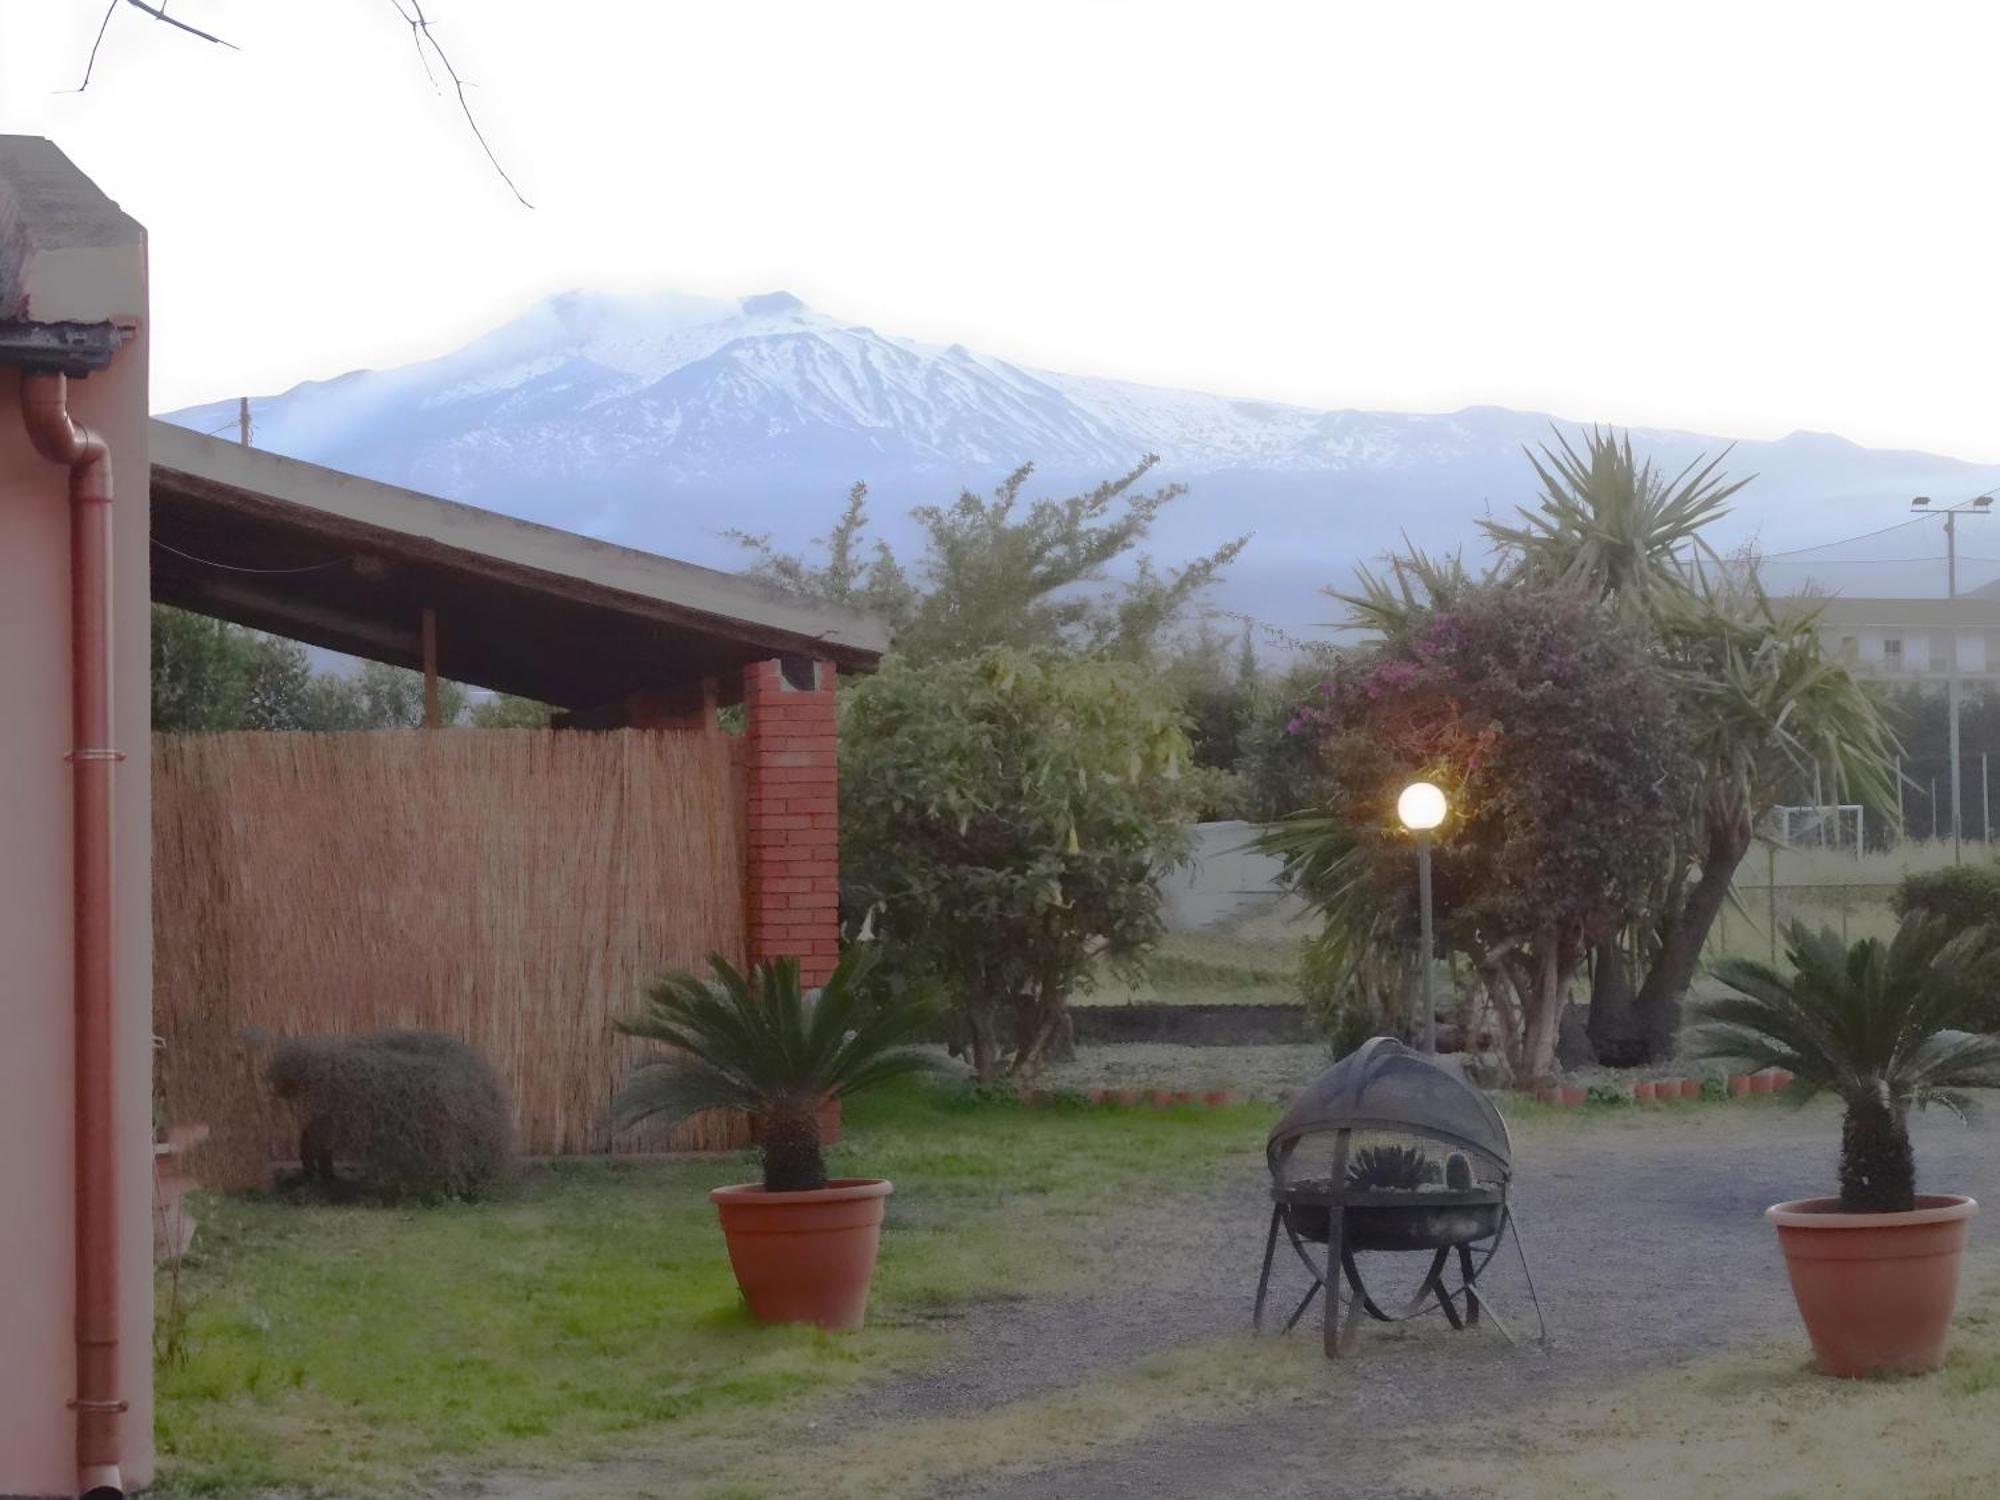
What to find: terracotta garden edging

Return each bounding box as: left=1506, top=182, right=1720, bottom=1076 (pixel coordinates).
left=1524, top=1067, right=1796, bottom=1117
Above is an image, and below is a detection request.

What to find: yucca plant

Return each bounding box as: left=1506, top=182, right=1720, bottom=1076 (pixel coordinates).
left=1694, top=916, right=2000, bottom=1212
left=614, top=949, right=938, bottom=1193
left=1481, top=425, right=1748, bottom=608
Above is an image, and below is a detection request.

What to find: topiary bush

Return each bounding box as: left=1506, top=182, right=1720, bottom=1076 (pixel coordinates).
left=1891, top=863, right=2000, bottom=941
left=266, top=1030, right=514, bottom=1202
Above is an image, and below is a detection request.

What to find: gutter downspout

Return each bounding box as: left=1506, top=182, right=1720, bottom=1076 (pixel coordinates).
left=20, top=370, right=126, bottom=1500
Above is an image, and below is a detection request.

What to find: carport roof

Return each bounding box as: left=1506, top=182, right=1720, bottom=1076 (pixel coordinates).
left=149, top=421, right=890, bottom=708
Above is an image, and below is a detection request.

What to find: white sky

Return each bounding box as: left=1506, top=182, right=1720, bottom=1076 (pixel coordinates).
left=4, top=1, right=2000, bottom=458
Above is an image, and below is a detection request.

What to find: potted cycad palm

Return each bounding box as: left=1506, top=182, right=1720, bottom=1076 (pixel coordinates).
left=1695, top=916, right=2000, bottom=1376
left=615, top=949, right=937, bottom=1331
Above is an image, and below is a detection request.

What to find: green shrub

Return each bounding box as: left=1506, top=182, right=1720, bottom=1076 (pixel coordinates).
left=1891, top=864, right=2000, bottom=939
left=841, top=649, right=1193, bottom=1082
left=1585, top=1083, right=1632, bottom=1108
left=266, top=1031, right=514, bottom=1202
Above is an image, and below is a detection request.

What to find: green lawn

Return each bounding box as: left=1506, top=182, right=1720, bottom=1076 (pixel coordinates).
left=154, top=1081, right=1269, bottom=1497
left=1079, top=928, right=1303, bottom=1007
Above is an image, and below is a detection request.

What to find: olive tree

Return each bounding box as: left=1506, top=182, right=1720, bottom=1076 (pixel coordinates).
left=840, top=649, right=1192, bottom=1081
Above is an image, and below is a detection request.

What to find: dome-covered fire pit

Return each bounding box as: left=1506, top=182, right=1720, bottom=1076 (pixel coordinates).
left=1253, top=1037, right=1545, bottom=1357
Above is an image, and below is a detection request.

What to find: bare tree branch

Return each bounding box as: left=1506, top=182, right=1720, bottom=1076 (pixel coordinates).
left=122, top=0, right=238, bottom=50
left=71, top=0, right=237, bottom=93
left=70, top=0, right=120, bottom=93
left=387, top=0, right=533, bottom=208
left=67, top=1, right=530, bottom=210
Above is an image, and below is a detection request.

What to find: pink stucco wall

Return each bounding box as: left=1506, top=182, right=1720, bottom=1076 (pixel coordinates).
left=0, top=139, right=153, bottom=1497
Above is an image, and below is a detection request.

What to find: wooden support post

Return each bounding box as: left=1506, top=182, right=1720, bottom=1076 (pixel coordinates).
left=421, top=607, right=440, bottom=730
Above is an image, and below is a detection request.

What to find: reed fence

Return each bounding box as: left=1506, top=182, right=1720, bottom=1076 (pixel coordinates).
left=154, top=729, right=749, bottom=1187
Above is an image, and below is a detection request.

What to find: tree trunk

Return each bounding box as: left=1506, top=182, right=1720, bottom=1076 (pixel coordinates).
left=965, top=1005, right=1001, bottom=1084
left=1840, top=1092, right=1916, bottom=1213
left=1629, top=796, right=1754, bottom=1062
left=1012, top=984, right=1071, bottom=1081
left=759, top=1105, right=827, bottom=1193
left=1514, top=940, right=1565, bottom=1087
left=1475, top=957, right=1521, bottom=1074
left=1584, top=939, right=1636, bottom=1066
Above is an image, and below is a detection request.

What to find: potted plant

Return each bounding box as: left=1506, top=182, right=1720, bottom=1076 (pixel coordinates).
left=615, top=949, right=937, bottom=1331
left=1695, top=916, right=2000, bottom=1377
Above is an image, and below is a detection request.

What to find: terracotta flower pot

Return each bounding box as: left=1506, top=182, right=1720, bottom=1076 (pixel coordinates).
left=710, top=1178, right=892, bottom=1331
left=1534, top=1085, right=1559, bottom=1106
left=1749, top=1072, right=1775, bottom=1095
left=1773, top=1069, right=1795, bottom=1091
left=1202, top=1089, right=1236, bottom=1107
left=1149, top=1088, right=1177, bottom=1108
left=1634, top=1081, right=1656, bottom=1103
left=1767, top=1195, right=1977, bottom=1377
left=1680, top=1079, right=1701, bottom=1101
left=1559, top=1085, right=1586, bottom=1107
left=1108, top=1087, right=1141, bottom=1108
left=1729, top=1074, right=1752, bottom=1098
left=1087, top=1087, right=1109, bottom=1105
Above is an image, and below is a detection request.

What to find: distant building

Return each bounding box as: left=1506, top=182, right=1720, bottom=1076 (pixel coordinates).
left=1802, top=591, right=2000, bottom=686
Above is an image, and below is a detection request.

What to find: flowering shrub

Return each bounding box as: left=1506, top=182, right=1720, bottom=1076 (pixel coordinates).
left=1279, top=584, right=1691, bottom=1082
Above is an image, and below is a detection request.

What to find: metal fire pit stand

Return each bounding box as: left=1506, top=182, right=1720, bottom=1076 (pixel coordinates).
left=1253, top=1038, right=1549, bottom=1359
left=1251, top=1180, right=1545, bottom=1358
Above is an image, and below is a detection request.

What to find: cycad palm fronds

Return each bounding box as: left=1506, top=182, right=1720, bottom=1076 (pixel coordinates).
left=1693, top=915, right=2000, bottom=1210
left=1483, top=426, right=1751, bottom=604
left=614, top=948, right=940, bottom=1191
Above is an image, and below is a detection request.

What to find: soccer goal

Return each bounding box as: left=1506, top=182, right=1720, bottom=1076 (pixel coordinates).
left=1774, top=804, right=1865, bottom=856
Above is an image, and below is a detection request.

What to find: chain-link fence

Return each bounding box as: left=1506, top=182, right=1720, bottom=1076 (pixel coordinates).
left=1704, top=878, right=1903, bottom=968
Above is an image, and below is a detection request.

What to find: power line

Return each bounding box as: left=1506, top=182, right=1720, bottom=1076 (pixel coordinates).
left=1754, top=515, right=1933, bottom=559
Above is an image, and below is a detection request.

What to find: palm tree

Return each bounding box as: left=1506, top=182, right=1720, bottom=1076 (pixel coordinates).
left=1694, top=916, right=2000, bottom=1212
left=1482, top=425, right=1748, bottom=607
left=614, top=949, right=939, bottom=1192
left=1486, top=428, right=1899, bottom=1062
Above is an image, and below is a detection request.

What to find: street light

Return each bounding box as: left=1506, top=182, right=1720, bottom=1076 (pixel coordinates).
left=1397, top=781, right=1447, bottom=1053
left=1910, top=494, right=1993, bottom=863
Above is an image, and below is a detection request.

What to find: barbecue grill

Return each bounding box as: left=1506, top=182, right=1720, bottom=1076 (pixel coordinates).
left=1253, top=1036, right=1545, bottom=1357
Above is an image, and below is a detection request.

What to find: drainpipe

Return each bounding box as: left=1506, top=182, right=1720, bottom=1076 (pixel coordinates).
left=19, top=370, right=126, bottom=1500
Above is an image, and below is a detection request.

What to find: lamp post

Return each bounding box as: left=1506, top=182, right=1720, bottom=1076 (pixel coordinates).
left=1910, top=493, right=1992, bottom=864
left=1397, top=781, right=1448, bottom=1054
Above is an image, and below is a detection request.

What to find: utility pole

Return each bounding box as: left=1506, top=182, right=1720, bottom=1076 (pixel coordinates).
left=1912, top=494, right=1993, bottom=863
left=238, top=395, right=251, bottom=448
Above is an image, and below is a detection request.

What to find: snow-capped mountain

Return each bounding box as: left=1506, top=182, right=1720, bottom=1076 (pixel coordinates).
left=163, top=290, right=2000, bottom=635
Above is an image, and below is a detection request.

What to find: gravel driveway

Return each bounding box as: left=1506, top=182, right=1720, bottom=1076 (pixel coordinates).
left=920, top=1102, right=2000, bottom=1499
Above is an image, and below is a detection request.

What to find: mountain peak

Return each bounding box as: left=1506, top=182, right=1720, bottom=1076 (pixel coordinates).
left=740, top=290, right=806, bottom=318
left=163, top=285, right=2000, bottom=635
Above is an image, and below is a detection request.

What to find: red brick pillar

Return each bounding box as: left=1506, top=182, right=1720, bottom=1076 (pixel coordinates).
left=743, top=656, right=840, bottom=987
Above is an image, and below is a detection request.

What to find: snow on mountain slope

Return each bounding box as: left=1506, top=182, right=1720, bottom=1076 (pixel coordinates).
left=164, top=289, right=2000, bottom=633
